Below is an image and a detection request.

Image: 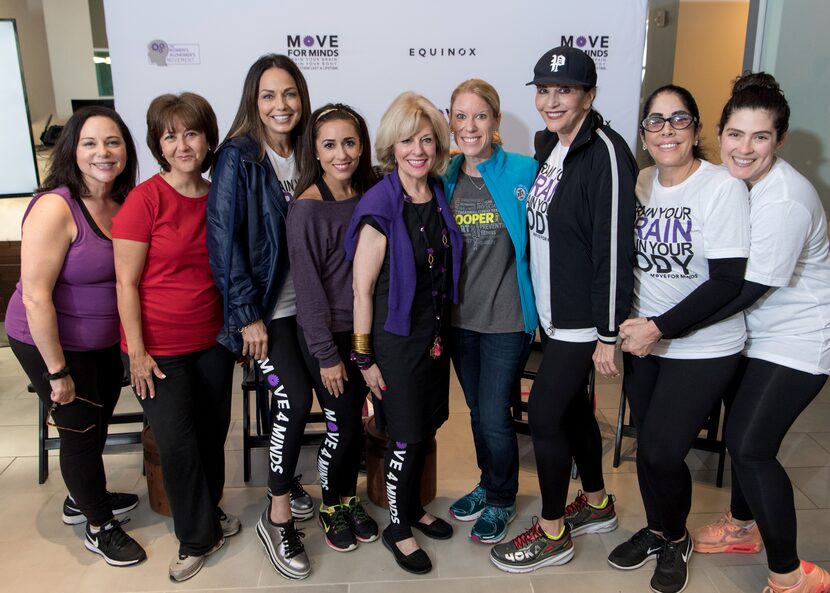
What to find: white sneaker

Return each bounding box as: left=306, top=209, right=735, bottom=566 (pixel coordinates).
left=168, top=537, right=224, bottom=582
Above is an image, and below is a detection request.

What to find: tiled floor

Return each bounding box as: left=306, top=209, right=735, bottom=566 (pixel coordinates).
left=0, top=340, right=828, bottom=593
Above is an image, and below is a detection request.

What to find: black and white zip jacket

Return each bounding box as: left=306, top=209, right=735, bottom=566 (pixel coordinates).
left=533, top=110, right=637, bottom=344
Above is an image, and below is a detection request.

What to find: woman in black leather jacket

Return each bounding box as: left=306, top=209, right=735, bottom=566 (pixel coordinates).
left=206, top=53, right=314, bottom=581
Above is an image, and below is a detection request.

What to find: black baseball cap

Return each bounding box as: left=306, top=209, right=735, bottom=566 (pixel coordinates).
left=526, top=46, right=597, bottom=87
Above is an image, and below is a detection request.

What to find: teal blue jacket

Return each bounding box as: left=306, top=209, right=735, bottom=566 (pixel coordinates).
left=443, top=145, right=539, bottom=334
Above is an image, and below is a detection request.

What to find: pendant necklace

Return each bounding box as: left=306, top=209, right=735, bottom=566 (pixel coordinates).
left=466, top=172, right=486, bottom=192
left=404, top=191, right=450, bottom=359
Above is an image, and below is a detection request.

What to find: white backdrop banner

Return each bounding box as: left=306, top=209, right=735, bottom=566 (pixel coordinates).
left=104, top=0, right=647, bottom=181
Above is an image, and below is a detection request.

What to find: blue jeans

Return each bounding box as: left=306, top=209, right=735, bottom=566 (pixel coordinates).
left=451, top=328, right=530, bottom=507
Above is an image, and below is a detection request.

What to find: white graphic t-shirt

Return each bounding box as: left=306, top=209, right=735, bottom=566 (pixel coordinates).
left=265, top=146, right=298, bottom=201
left=632, top=160, right=750, bottom=359
left=265, top=149, right=298, bottom=320
left=528, top=144, right=596, bottom=343
left=742, top=159, right=830, bottom=375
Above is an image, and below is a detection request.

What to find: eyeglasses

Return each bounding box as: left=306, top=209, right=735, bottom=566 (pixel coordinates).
left=641, top=113, right=697, bottom=133
left=46, top=396, right=102, bottom=433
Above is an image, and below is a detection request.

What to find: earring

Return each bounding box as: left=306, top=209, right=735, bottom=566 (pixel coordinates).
left=641, top=142, right=647, bottom=151
left=694, top=140, right=699, bottom=146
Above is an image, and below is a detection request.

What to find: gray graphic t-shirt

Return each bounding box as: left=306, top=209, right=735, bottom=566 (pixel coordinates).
left=451, top=172, right=523, bottom=333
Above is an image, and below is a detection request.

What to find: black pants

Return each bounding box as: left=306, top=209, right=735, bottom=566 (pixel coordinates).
left=297, top=328, right=368, bottom=507
left=126, top=344, right=234, bottom=556
left=624, top=352, right=740, bottom=541
left=10, top=337, right=122, bottom=526
left=385, top=437, right=430, bottom=542
left=266, top=316, right=314, bottom=496
left=723, top=356, right=827, bottom=574
left=527, top=338, right=605, bottom=521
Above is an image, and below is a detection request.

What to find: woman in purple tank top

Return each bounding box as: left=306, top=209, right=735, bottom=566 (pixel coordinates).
left=5, top=107, right=146, bottom=567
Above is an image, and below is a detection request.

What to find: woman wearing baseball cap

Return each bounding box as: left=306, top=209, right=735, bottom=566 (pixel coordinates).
left=490, top=45, right=637, bottom=573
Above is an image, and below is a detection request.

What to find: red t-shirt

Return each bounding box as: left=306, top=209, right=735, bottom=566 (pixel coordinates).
left=112, top=174, right=222, bottom=355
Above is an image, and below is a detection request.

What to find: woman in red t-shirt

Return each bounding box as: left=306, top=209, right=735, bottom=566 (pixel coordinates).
left=112, top=93, right=237, bottom=583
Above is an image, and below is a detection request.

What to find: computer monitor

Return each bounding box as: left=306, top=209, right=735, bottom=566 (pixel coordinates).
left=71, top=98, right=115, bottom=112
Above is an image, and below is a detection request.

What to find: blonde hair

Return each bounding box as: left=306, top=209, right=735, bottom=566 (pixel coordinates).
left=375, top=92, right=451, bottom=175
left=450, top=79, right=503, bottom=145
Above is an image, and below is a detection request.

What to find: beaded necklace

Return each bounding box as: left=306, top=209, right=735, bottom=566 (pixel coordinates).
left=404, top=191, right=450, bottom=358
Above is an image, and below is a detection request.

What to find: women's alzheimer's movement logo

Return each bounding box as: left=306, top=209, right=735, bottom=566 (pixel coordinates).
left=147, top=39, right=201, bottom=66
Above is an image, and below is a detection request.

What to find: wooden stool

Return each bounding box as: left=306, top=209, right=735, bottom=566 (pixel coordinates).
left=141, top=425, right=172, bottom=516
left=364, top=416, right=436, bottom=509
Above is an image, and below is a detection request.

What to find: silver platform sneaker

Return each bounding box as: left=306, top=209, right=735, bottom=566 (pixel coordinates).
left=267, top=475, right=314, bottom=522
left=256, top=506, right=310, bottom=580
left=289, top=475, right=314, bottom=521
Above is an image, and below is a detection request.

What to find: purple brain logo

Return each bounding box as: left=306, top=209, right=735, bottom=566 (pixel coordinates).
left=395, top=441, right=407, bottom=450
left=303, top=35, right=314, bottom=47
left=576, top=36, right=587, bottom=48
left=327, top=421, right=338, bottom=433
left=267, top=374, right=280, bottom=387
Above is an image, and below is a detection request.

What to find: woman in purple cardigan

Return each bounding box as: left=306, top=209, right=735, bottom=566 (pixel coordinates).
left=345, top=92, right=462, bottom=575
left=287, top=103, right=378, bottom=554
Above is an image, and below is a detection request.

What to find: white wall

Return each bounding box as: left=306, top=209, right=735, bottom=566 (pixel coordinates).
left=42, top=0, right=97, bottom=119
left=756, top=0, right=830, bottom=211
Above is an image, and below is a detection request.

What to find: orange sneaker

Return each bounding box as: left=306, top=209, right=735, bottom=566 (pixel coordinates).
left=691, top=511, right=763, bottom=554
left=763, top=561, right=830, bottom=593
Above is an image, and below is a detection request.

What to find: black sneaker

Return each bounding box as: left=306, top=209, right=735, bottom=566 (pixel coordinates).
left=63, top=492, right=139, bottom=525
left=608, top=527, right=665, bottom=570
left=318, top=504, right=357, bottom=552
left=345, top=496, right=379, bottom=542
left=650, top=532, right=692, bottom=593
left=84, top=518, right=146, bottom=566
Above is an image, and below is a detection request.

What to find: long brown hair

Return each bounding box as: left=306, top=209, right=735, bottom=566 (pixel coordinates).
left=294, top=103, right=377, bottom=199
left=224, top=54, right=311, bottom=160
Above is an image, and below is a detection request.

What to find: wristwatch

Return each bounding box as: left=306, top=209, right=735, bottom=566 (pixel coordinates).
left=43, top=366, right=70, bottom=381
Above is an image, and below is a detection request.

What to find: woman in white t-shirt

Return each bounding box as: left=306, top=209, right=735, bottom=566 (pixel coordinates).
left=689, top=73, right=830, bottom=593
left=607, top=85, right=750, bottom=593
left=206, top=54, right=314, bottom=580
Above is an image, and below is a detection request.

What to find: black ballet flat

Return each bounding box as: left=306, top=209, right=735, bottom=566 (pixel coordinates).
left=382, top=526, right=432, bottom=574
left=411, top=516, right=454, bottom=540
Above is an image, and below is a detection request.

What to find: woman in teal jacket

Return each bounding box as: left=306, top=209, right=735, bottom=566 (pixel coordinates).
left=443, top=79, right=537, bottom=545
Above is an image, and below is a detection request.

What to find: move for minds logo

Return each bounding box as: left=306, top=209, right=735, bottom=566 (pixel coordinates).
left=560, top=34, right=611, bottom=69
left=287, top=34, right=339, bottom=71
left=147, top=39, right=200, bottom=66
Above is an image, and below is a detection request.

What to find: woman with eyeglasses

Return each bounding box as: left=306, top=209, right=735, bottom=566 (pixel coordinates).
left=5, top=107, right=146, bottom=566
left=607, top=85, right=750, bottom=593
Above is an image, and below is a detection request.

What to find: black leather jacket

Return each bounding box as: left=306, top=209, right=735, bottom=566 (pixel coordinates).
left=207, top=135, right=290, bottom=353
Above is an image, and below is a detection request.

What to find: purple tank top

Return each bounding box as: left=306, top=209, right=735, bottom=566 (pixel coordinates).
left=5, top=186, right=119, bottom=351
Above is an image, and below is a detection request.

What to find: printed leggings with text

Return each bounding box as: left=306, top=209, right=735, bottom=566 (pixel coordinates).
left=297, top=328, right=368, bottom=507
left=385, top=437, right=431, bottom=542
left=528, top=338, right=605, bottom=521
left=266, top=316, right=314, bottom=496
left=624, top=352, right=741, bottom=541
left=723, top=356, right=827, bottom=574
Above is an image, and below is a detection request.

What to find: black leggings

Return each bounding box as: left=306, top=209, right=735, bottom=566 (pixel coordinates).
left=266, top=316, right=314, bottom=496
left=127, top=345, right=234, bottom=556
left=528, top=339, right=605, bottom=521
left=624, top=352, right=741, bottom=541
left=10, top=337, right=122, bottom=526
left=385, top=437, right=430, bottom=542
left=297, top=328, right=368, bottom=507
left=723, top=356, right=827, bottom=574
